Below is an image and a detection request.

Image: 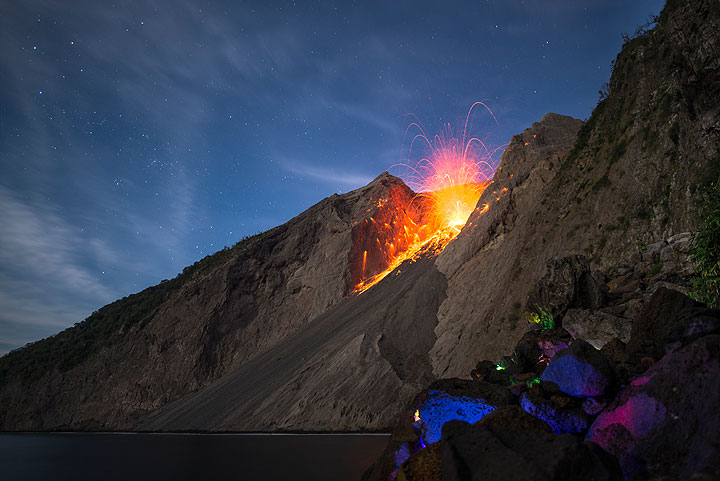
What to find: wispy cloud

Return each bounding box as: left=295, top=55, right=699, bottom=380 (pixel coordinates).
left=0, top=185, right=120, bottom=351
left=0, top=275, right=90, bottom=329
left=0, top=186, right=114, bottom=298
left=279, top=159, right=374, bottom=189
left=323, top=99, right=401, bottom=135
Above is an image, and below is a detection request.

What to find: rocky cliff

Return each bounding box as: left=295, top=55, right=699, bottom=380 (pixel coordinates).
left=0, top=0, right=718, bottom=433
left=431, top=0, right=720, bottom=378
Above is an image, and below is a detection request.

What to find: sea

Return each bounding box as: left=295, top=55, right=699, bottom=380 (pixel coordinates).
left=0, top=432, right=389, bottom=481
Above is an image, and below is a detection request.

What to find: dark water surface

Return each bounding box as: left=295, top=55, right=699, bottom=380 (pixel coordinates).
left=0, top=433, right=389, bottom=481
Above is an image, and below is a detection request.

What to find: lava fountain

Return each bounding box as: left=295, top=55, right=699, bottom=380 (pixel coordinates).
left=352, top=102, right=501, bottom=294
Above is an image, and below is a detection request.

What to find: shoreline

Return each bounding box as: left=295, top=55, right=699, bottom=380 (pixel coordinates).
left=0, top=430, right=391, bottom=436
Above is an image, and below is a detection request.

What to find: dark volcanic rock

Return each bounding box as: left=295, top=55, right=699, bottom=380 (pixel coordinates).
left=399, top=442, right=442, bottom=481
left=527, top=255, right=606, bottom=317
left=599, top=338, right=635, bottom=383
left=537, top=335, right=571, bottom=361
left=586, top=335, right=720, bottom=479
left=627, top=287, right=720, bottom=360
left=540, top=339, right=615, bottom=398
left=477, top=405, right=553, bottom=434
left=599, top=338, right=629, bottom=366
left=562, top=308, right=631, bottom=350
left=470, top=360, right=495, bottom=381
left=362, top=379, right=513, bottom=481
left=514, top=331, right=543, bottom=372
left=582, top=397, right=606, bottom=416
left=432, top=420, right=621, bottom=481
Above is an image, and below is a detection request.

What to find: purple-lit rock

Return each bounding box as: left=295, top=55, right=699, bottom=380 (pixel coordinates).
left=540, top=339, right=614, bottom=397
left=537, top=338, right=569, bottom=360
left=586, top=335, right=720, bottom=479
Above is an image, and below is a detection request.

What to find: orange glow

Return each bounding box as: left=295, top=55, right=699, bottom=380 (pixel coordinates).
left=351, top=102, right=501, bottom=294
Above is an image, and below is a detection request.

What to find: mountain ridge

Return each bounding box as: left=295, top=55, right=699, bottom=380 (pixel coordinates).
left=0, top=170, right=424, bottom=430
left=428, top=0, right=719, bottom=378
left=1, top=0, right=718, bottom=433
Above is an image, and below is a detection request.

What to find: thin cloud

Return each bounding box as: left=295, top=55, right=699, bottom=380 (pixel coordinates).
left=0, top=186, right=120, bottom=351
left=280, top=160, right=374, bottom=189
left=0, top=186, right=114, bottom=299
left=326, top=100, right=401, bottom=135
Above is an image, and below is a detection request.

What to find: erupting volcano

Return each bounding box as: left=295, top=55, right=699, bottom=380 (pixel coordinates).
left=350, top=102, right=500, bottom=294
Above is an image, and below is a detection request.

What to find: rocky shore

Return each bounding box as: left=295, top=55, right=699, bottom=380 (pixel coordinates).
left=364, top=248, right=720, bottom=480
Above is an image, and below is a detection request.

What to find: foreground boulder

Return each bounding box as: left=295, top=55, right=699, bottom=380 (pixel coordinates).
left=562, top=309, right=631, bottom=349
left=404, top=420, right=622, bottom=481
left=527, top=255, right=606, bottom=317
left=586, top=335, right=720, bottom=479
left=416, top=380, right=512, bottom=445
left=626, top=287, right=711, bottom=360
left=362, top=378, right=513, bottom=481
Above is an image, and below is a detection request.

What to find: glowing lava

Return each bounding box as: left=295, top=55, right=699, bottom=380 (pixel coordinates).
left=352, top=102, right=500, bottom=294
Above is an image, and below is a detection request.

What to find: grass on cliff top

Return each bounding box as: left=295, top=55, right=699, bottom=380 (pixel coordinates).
left=0, top=230, right=269, bottom=386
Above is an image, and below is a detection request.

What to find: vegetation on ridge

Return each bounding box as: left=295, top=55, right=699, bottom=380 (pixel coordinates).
left=691, top=175, right=720, bottom=308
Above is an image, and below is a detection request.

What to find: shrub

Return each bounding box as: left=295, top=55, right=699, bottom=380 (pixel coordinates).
left=690, top=177, right=720, bottom=308
left=527, top=307, right=555, bottom=331
left=647, top=261, right=663, bottom=278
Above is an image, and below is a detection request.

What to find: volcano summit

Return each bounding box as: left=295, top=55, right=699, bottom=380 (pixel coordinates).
left=0, top=113, right=584, bottom=431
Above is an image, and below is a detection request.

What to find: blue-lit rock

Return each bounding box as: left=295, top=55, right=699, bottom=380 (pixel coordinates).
left=415, top=379, right=512, bottom=445
left=417, top=390, right=497, bottom=445
left=540, top=339, right=614, bottom=397
left=520, top=389, right=589, bottom=434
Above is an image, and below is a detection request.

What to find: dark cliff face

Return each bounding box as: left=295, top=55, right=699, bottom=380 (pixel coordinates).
left=1, top=0, right=718, bottom=432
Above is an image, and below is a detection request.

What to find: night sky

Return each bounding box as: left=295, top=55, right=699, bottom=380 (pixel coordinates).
left=0, top=0, right=665, bottom=355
